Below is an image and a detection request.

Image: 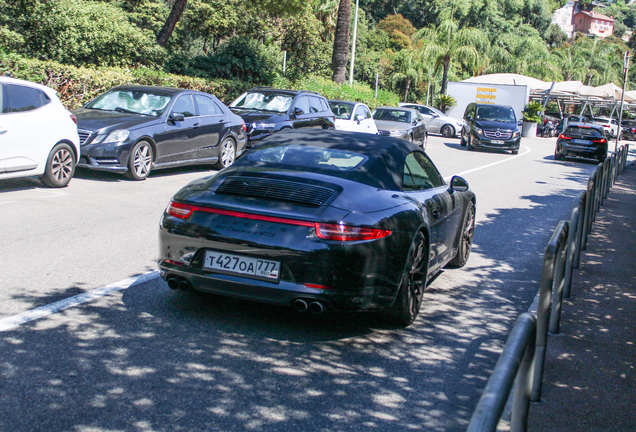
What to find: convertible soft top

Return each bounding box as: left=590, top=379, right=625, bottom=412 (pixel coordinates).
left=235, top=129, right=424, bottom=191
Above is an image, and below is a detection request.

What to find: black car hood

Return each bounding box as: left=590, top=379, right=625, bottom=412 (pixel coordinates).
left=475, top=120, right=518, bottom=130
left=230, top=110, right=286, bottom=124
left=73, top=108, right=164, bottom=132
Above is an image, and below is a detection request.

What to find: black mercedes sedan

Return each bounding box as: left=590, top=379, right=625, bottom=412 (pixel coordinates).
left=554, top=122, right=608, bottom=163
left=158, top=129, right=475, bottom=326
left=74, top=85, right=248, bottom=180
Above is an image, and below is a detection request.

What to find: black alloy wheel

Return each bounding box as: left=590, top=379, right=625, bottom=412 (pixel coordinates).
left=460, top=132, right=467, bottom=147
left=441, top=124, right=454, bottom=138
left=554, top=149, right=563, bottom=161
left=385, top=231, right=428, bottom=327
left=214, top=137, right=236, bottom=170
left=40, top=143, right=75, bottom=188
left=126, top=141, right=153, bottom=180
left=447, top=202, right=475, bottom=268
left=467, top=134, right=475, bottom=151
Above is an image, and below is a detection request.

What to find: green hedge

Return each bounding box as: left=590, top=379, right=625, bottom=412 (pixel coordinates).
left=0, top=53, right=400, bottom=111
left=0, top=53, right=251, bottom=109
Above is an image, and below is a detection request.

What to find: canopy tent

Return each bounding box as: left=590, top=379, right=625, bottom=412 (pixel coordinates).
left=461, top=73, right=635, bottom=118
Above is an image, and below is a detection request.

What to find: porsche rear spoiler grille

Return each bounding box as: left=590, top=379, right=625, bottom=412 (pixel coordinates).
left=215, top=176, right=335, bottom=207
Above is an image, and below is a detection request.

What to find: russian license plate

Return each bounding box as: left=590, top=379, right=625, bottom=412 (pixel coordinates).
left=491, top=140, right=505, bottom=144
left=572, top=139, right=592, bottom=145
left=203, top=250, right=280, bottom=280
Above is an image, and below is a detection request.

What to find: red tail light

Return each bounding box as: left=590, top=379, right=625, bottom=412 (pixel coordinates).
left=592, top=138, right=607, bottom=144
left=70, top=114, right=77, bottom=125
left=559, top=134, right=571, bottom=140
left=166, top=202, right=196, bottom=219
left=165, top=202, right=391, bottom=241
left=315, top=222, right=392, bottom=241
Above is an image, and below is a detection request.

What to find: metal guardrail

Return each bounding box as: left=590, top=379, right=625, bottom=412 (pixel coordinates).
left=467, top=144, right=629, bottom=431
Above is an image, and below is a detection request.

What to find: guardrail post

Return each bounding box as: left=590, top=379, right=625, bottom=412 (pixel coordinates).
left=573, top=191, right=586, bottom=270
left=582, top=171, right=595, bottom=250
left=549, top=221, right=568, bottom=334
left=532, top=221, right=568, bottom=402
left=467, top=313, right=537, bottom=432
left=564, top=195, right=582, bottom=297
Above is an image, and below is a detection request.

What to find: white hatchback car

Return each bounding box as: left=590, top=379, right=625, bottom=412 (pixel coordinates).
left=0, top=76, right=80, bottom=187
left=328, top=100, right=378, bottom=134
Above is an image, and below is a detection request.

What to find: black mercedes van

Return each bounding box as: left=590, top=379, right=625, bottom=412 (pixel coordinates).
left=460, top=103, right=522, bottom=154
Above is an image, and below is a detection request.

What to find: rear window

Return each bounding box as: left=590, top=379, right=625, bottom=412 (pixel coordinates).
left=247, top=144, right=368, bottom=172
left=564, top=126, right=603, bottom=137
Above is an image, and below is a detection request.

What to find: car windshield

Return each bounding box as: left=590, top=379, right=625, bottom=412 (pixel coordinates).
left=475, top=106, right=516, bottom=123
left=86, top=89, right=172, bottom=117
left=230, top=91, right=293, bottom=113
left=329, top=102, right=354, bottom=120
left=373, top=109, right=411, bottom=123
left=247, top=144, right=368, bottom=172
left=564, top=126, right=603, bottom=137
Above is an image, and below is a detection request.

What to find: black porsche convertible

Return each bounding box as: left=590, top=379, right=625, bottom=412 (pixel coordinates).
left=158, top=129, right=476, bottom=326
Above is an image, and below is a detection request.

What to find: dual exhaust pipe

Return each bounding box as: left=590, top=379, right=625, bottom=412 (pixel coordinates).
left=293, top=298, right=325, bottom=315
left=167, top=276, right=191, bottom=291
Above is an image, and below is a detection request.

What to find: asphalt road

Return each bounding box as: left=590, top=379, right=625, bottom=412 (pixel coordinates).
left=0, top=134, right=617, bottom=431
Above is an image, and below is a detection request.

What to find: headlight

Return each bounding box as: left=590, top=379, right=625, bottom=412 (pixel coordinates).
left=252, top=122, right=276, bottom=130
left=95, top=129, right=130, bottom=144
left=389, top=130, right=407, bottom=136
left=512, top=131, right=520, bottom=138
left=475, top=127, right=483, bottom=135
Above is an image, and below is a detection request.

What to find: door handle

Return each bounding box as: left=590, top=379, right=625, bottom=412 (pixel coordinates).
left=0, top=128, right=7, bottom=135
left=193, top=123, right=199, bottom=127
left=218, top=119, right=226, bottom=123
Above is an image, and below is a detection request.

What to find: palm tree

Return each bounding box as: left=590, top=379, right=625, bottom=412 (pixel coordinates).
left=331, top=0, right=351, bottom=83
left=389, top=49, right=424, bottom=102
left=415, top=11, right=489, bottom=94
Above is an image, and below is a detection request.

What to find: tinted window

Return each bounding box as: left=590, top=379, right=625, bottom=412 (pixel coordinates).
left=171, top=95, right=195, bottom=117
left=294, top=96, right=310, bottom=114
left=309, top=97, right=323, bottom=113
left=476, top=106, right=516, bottom=123
left=4, top=84, right=48, bottom=113
left=329, top=102, right=354, bottom=119
left=564, top=126, right=603, bottom=137
left=195, top=95, right=222, bottom=115
left=247, top=144, right=368, bottom=172
left=354, top=105, right=371, bottom=119
left=373, top=109, right=411, bottom=123
left=403, top=152, right=444, bottom=191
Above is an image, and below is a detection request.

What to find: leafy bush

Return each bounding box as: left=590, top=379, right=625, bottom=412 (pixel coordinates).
left=165, top=37, right=280, bottom=84
left=0, top=53, right=251, bottom=108
left=523, top=101, right=544, bottom=123
left=4, top=0, right=165, bottom=68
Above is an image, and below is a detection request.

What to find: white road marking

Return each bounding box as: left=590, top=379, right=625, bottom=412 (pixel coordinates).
left=443, top=145, right=532, bottom=181
left=0, top=271, right=160, bottom=332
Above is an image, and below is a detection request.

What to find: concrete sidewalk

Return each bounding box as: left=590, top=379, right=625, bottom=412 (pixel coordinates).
left=526, top=162, right=636, bottom=431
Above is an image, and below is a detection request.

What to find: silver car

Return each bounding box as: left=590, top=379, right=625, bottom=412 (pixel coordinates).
left=399, top=103, right=464, bottom=138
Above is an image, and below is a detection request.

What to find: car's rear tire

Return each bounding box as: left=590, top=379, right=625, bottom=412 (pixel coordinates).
left=214, top=137, right=236, bottom=170
left=441, top=124, right=454, bottom=138
left=554, top=149, right=563, bottom=161
left=40, top=143, right=75, bottom=188
left=447, top=202, right=475, bottom=269
left=384, top=231, right=428, bottom=327
left=125, top=141, right=153, bottom=180
left=460, top=133, right=467, bottom=147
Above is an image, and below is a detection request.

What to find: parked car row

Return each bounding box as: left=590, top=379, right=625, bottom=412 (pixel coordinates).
left=5, top=77, right=476, bottom=187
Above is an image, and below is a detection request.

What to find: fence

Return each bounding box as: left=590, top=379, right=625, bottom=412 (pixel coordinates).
left=467, top=144, right=630, bottom=432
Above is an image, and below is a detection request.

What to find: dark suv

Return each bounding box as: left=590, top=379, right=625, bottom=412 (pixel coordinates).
left=229, top=88, right=335, bottom=147
left=555, top=122, right=608, bottom=163
left=460, top=103, right=521, bottom=154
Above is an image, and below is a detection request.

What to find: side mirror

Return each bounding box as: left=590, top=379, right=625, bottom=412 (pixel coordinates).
left=293, top=107, right=304, bottom=117
left=466, top=116, right=473, bottom=121
left=517, top=120, right=523, bottom=126
left=449, top=175, right=469, bottom=193
left=355, top=114, right=365, bottom=123
left=170, top=112, right=185, bottom=122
